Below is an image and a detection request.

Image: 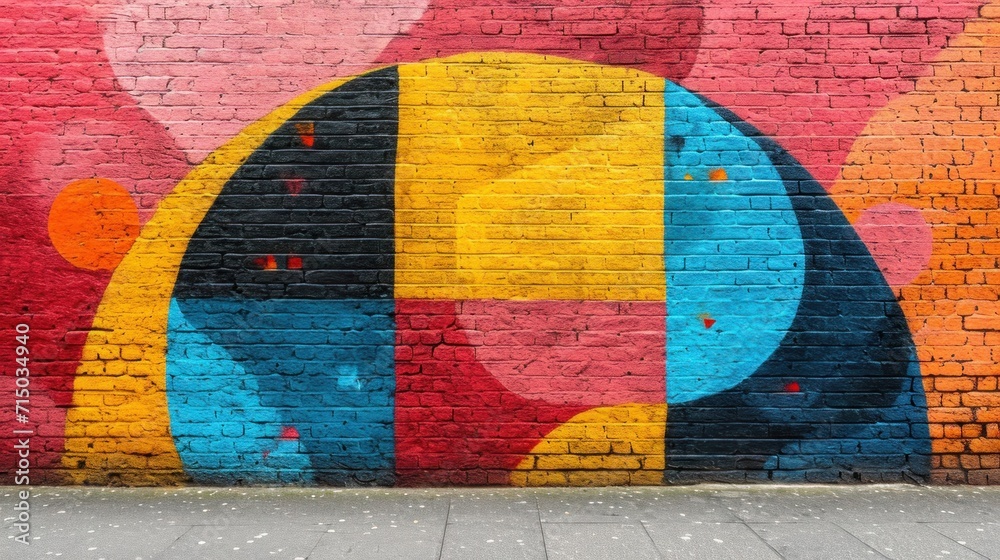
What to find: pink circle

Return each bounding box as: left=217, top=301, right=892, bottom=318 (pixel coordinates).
left=853, top=203, right=932, bottom=286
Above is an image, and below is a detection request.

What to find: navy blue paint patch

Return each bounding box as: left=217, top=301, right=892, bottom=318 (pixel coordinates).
left=174, top=66, right=399, bottom=300
left=664, top=97, right=932, bottom=483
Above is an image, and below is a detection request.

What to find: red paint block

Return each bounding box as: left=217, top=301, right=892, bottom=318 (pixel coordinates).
left=279, top=426, right=300, bottom=440
left=784, top=381, right=801, bottom=393
left=287, top=255, right=303, bottom=270
left=395, top=299, right=590, bottom=486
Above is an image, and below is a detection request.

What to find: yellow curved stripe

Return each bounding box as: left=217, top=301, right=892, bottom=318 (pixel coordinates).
left=511, top=404, right=666, bottom=486
left=395, top=53, right=666, bottom=300
left=61, top=74, right=364, bottom=484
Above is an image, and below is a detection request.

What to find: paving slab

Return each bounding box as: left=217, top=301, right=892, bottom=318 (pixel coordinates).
left=441, top=521, right=546, bottom=560
left=3, top=485, right=1000, bottom=559
left=308, top=522, right=445, bottom=560
left=926, top=522, right=1000, bottom=559
left=446, top=490, right=539, bottom=524
left=543, top=522, right=662, bottom=559
left=12, top=524, right=189, bottom=560
left=838, top=522, right=988, bottom=560
left=722, top=486, right=996, bottom=524
left=749, top=521, right=883, bottom=560
left=536, top=487, right=739, bottom=523
left=158, top=524, right=324, bottom=560
left=644, top=521, right=782, bottom=559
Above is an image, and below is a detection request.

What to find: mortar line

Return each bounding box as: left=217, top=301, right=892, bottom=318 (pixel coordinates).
left=923, top=521, right=991, bottom=560
left=436, top=496, right=451, bottom=560
left=638, top=519, right=665, bottom=560
left=831, top=520, right=893, bottom=559
left=744, top=520, right=790, bottom=560
left=151, top=524, right=195, bottom=560
left=536, top=491, right=550, bottom=560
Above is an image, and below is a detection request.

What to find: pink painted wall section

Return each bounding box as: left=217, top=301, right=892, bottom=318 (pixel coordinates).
left=455, top=301, right=666, bottom=407
left=375, top=0, right=703, bottom=79
left=853, top=203, right=934, bottom=286
left=1, top=1, right=189, bottom=477
left=101, top=0, right=430, bottom=161
left=681, top=0, right=983, bottom=188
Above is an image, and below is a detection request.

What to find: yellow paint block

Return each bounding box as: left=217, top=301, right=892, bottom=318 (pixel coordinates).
left=511, top=404, right=666, bottom=487
left=396, top=53, right=666, bottom=301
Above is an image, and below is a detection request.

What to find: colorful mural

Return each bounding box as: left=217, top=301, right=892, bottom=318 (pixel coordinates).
left=55, top=54, right=926, bottom=486
left=4, top=0, right=1000, bottom=486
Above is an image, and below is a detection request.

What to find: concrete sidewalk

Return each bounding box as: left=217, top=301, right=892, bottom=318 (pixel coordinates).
left=2, top=485, right=998, bottom=559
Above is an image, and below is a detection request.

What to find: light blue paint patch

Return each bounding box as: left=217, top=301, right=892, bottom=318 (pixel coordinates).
left=664, top=81, right=805, bottom=404
left=167, top=298, right=396, bottom=485
left=166, top=299, right=314, bottom=484
left=336, top=364, right=362, bottom=391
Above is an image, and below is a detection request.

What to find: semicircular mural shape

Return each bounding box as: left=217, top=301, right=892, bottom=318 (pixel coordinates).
left=67, top=53, right=930, bottom=486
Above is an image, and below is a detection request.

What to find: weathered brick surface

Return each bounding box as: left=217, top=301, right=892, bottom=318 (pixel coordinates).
left=833, top=3, right=1000, bottom=484
left=3, top=1, right=1000, bottom=486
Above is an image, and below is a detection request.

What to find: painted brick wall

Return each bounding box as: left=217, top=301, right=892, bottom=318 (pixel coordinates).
left=3, top=0, right=1000, bottom=486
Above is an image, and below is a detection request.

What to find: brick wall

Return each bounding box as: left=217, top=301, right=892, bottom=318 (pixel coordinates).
left=3, top=0, right=1000, bottom=486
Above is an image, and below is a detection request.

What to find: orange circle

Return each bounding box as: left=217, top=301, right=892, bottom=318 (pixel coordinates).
left=48, top=178, right=141, bottom=271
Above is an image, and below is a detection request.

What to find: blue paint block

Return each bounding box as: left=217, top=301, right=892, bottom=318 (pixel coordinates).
left=167, top=299, right=314, bottom=484
left=663, top=89, right=931, bottom=483
left=664, top=81, right=805, bottom=404
left=167, top=298, right=395, bottom=485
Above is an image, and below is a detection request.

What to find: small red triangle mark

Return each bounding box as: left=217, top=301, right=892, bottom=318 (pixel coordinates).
left=702, top=318, right=716, bottom=328
left=279, top=426, right=299, bottom=440
left=284, top=177, right=305, bottom=196
left=262, top=449, right=271, bottom=459
left=294, top=122, right=315, bottom=148
left=254, top=255, right=278, bottom=270
left=784, top=381, right=801, bottom=393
